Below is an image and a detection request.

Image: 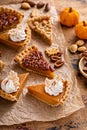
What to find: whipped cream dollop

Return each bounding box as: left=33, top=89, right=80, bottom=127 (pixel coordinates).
left=45, top=78, right=63, bottom=96
left=1, top=70, right=20, bottom=94
left=8, top=24, right=26, bottom=42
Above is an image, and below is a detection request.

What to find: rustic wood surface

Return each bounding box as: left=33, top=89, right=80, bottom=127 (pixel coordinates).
left=0, top=0, right=87, bottom=129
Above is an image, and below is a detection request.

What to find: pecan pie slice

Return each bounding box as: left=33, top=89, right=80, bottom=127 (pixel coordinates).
left=0, top=72, right=29, bottom=101
left=28, top=16, right=52, bottom=45
left=27, top=79, right=70, bottom=106
left=0, top=7, right=23, bottom=32
left=14, top=45, right=54, bottom=78
left=0, top=24, right=31, bottom=49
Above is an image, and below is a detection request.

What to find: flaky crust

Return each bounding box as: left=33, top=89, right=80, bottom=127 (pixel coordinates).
left=14, top=45, right=38, bottom=63
left=0, top=90, right=16, bottom=101
left=28, top=15, right=52, bottom=45
left=59, top=80, right=70, bottom=105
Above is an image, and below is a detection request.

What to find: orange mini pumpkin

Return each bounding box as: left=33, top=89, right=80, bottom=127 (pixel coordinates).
left=75, top=21, right=87, bottom=39
left=60, top=7, right=80, bottom=27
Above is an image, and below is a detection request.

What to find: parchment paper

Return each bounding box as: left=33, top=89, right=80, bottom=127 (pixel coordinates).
left=0, top=0, right=84, bottom=126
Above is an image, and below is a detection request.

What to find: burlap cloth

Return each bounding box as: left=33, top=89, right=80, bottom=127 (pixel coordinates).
left=0, top=0, right=87, bottom=129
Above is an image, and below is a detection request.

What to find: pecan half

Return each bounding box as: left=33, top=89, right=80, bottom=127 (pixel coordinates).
left=37, top=2, right=45, bottom=9
left=54, top=61, right=64, bottom=68
left=55, top=52, right=63, bottom=56
left=82, top=50, right=87, bottom=57
left=28, top=1, right=36, bottom=7
left=50, top=55, right=61, bottom=62
left=44, top=3, right=51, bottom=12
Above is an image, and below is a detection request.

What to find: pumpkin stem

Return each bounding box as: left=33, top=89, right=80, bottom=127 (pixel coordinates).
left=69, top=7, right=72, bottom=13
left=83, top=21, right=87, bottom=26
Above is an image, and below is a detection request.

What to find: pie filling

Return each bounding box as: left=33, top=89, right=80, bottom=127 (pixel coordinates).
left=0, top=12, right=18, bottom=31
left=22, top=51, right=54, bottom=72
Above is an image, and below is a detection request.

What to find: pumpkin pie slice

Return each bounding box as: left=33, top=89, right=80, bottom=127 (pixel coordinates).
left=0, top=24, right=31, bottom=49
left=14, top=45, right=54, bottom=78
left=0, top=7, right=24, bottom=32
left=28, top=15, right=52, bottom=45
left=27, top=78, right=70, bottom=106
left=0, top=71, right=29, bottom=101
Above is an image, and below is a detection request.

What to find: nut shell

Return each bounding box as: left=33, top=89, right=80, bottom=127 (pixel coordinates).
left=37, top=2, right=45, bottom=9
left=69, top=44, right=78, bottom=53
left=44, top=3, right=51, bottom=12
left=75, top=40, right=84, bottom=46
left=78, top=46, right=86, bottom=52
left=28, top=1, right=36, bottom=7
left=21, top=2, right=30, bottom=9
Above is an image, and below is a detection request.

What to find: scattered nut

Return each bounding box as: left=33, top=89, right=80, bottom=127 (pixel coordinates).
left=37, top=2, right=45, bottom=9
left=69, top=44, right=78, bottom=53
left=21, top=2, right=30, bottom=9
left=44, top=3, right=51, bottom=12
left=82, top=50, right=87, bottom=57
left=55, top=52, right=63, bottom=57
left=28, top=1, right=36, bottom=7
left=78, top=46, right=87, bottom=52
left=54, top=60, right=64, bottom=68
left=50, top=55, right=61, bottom=62
left=76, top=40, right=85, bottom=47
left=45, top=47, right=59, bottom=57
left=79, top=50, right=87, bottom=59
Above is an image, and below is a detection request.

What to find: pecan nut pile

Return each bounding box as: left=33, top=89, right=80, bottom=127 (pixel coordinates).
left=50, top=52, right=64, bottom=68
left=46, top=49, right=64, bottom=68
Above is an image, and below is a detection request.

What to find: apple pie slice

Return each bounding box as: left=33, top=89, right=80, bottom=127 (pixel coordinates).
left=14, top=45, right=54, bottom=78
left=27, top=77, right=70, bottom=106
left=28, top=15, right=52, bottom=45
left=0, top=24, right=31, bottom=49
left=0, top=71, right=29, bottom=101
left=0, top=7, right=23, bottom=32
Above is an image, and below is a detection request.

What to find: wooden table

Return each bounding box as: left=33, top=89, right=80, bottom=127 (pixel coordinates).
left=0, top=0, right=87, bottom=129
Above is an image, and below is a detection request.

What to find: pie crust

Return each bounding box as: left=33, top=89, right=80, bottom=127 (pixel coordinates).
left=0, top=25, right=31, bottom=49
left=0, top=6, right=24, bottom=32
left=14, top=45, right=54, bottom=78
left=27, top=80, right=70, bottom=106
left=0, top=73, right=29, bottom=101
left=28, top=15, right=52, bottom=45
